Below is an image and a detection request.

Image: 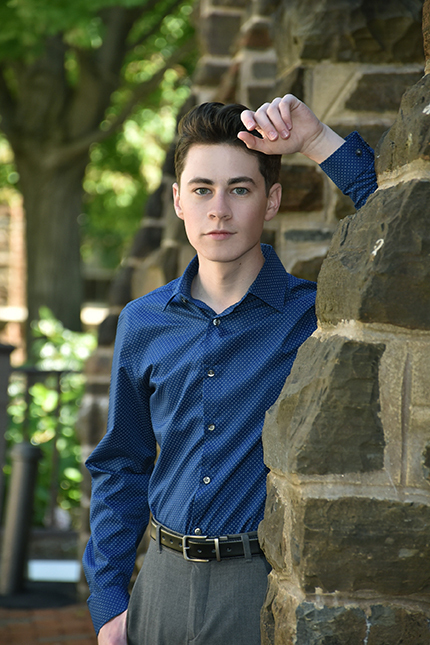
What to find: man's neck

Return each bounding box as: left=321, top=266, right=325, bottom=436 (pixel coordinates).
left=191, top=247, right=265, bottom=314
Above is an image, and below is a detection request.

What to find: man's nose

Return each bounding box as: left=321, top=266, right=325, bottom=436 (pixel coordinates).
left=208, top=193, right=232, bottom=219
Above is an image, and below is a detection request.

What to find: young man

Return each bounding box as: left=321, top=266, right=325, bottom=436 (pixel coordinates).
left=83, top=95, right=377, bottom=645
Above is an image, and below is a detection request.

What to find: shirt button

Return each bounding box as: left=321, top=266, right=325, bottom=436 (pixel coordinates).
left=355, top=148, right=362, bottom=156
left=208, top=423, right=215, bottom=431
left=203, top=476, right=211, bottom=485
left=207, top=369, right=215, bottom=377
left=213, top=318, right=220, bottom=326
left=181, top=296, right=187, bottom=303
left=194, top=528, right=202, bottom=535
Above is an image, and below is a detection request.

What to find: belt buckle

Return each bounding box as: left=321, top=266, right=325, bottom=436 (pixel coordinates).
left=182, top=534, right=210, bottom=562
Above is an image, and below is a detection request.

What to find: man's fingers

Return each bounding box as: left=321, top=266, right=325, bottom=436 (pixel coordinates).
left=265, top=98, right=291, bottom=139
left=252, top=102, right=281, bottom=141
left=237, top=130, right=266, bottom=152
left=240, top=109, right=257, bottom=132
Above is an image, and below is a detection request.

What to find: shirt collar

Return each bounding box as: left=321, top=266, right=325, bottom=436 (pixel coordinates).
left=167, top=244, right=288, bottom=312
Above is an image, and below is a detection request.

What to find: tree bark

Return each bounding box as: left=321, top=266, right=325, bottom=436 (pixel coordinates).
left=0, top=7, right=145, bottom=341
left=15, top=151, right=88, bottom=335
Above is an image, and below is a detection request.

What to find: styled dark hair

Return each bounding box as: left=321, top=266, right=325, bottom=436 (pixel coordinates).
left=175, top=102, right=281, bottom=195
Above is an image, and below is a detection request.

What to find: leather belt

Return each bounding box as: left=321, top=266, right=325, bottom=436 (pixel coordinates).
left=150, top=519, right=263, bottom=562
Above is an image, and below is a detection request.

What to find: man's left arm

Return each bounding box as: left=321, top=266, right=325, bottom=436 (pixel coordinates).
left=239, top=94, right=377, bottom=208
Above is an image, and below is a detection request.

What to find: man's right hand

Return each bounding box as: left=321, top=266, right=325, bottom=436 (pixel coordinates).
left=98, top=610, right=128, bottom=645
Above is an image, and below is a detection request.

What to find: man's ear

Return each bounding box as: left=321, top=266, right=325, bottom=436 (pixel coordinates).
left=172, top=183, right=184, bottom=220
left=264, top=182, right=282, bottom=222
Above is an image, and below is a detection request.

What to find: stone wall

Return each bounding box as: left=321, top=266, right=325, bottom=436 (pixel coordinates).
left=258, top=2, right=430, bottom=643
left=78, top=0, right=430, bottom=633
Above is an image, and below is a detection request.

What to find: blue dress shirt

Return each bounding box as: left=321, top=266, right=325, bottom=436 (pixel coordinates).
left=83, top=132, right=377, bottom=633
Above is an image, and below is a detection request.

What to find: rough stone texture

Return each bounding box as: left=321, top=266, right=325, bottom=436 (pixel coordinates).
left=258, top=3, right=430, bottom=643
left=376, top=73, right=430, bottom=174
left=274, top=0, right=424, bottom=68
left=299, top=498, right=430, bottom=595
left=279, top=165, right=324, bottom=212
left=263, top=336, right=385, bottom=475
left=367, top=605, right=430, bottom=645
left=345, top=71, right=423, bottom=112
left=296, top=603, right=367, bottom=645
left=316, top=181, right=430, bottom=330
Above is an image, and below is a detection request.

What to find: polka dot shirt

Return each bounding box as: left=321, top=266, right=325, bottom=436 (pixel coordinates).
left=83, top=133, right=376, bottom=634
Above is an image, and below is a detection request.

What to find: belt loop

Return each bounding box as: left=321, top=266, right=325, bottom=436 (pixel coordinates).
left=241, top=533, right=252, bottom=563
left=155, top=523, right=162, bottom=554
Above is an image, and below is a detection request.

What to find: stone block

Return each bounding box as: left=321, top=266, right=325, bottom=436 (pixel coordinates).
left=252, top=59, right=278, bottom=79
left=283, top=229, right=332, bottom=243
left=193, top=58, right=232, bottom=86
left=246, top=84, right=276, bottom=110
left=367, top=605, right=430, bottom=645
left=240, top=20, right=273, bottom=50
left=298, top=497, right=430, bottom=596
left=279, top=165, right=324, bottom=212
left=296, top=603, right=367, bottom=645
left=412, top=347, right=430, bottom=406
left=345, top=71, right=423, bottom=112
left=407, top=406, right=430, bottom=487
left=376, top=73, right=430, bottom=174
left=261, top=575, right=298, bottom=645
left=200, top=12, right=243, bottom=56
left=274, top=0, right=424, bottom=70
left=293, top=602, right=430, bottom=645
left=289, top=255, right=325, bottom=283
left=274, top=66, right=305, bottom=102
left=263, top=336, right=385, bottom=475
left=258, top=476, right=287, bottom=573
left=316, top=181, right=430, bottom=330
left=333, top=188, right=355, bottom=220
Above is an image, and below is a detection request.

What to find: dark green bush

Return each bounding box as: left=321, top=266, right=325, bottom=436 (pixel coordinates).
left=5, top=308, right=97, bottom=528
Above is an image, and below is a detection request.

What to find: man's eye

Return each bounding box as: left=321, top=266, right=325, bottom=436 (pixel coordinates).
left=232, top=187, right=249, bottom=195
left=195, top=187, right=211, bottom=195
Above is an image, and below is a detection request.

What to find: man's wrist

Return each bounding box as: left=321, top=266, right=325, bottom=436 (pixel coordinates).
left=302, top=123, right=345, bottom=164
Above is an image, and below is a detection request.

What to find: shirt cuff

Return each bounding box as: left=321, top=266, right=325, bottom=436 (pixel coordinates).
left=87, top=587, right=130, bottom=635
left=320, top=131, right=378, bottom=210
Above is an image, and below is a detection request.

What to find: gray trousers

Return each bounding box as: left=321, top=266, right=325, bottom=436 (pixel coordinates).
left=126, top=538, right=271, bottom=645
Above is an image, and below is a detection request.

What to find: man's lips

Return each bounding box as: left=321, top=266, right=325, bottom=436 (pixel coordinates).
left=205, top=230, right=235, bottom=239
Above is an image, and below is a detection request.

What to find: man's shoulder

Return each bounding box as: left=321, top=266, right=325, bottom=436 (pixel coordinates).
left=286, top=273, right=317, bottom=300
left=120, top=279, right=180, bottom=322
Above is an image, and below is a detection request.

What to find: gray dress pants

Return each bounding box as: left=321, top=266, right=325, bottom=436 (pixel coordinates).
left=126, top=538, right=271, bottom=645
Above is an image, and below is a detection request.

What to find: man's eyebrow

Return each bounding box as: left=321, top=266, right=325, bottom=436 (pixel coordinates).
left=228, top=176, right=256, bottom=186
left=187, top=177, right=214, bottom=185
left=186, top=176, right=256, bottom=186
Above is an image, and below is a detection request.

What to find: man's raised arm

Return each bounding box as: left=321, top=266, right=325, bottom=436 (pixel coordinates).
left=240, top=94, right=378, bottom=209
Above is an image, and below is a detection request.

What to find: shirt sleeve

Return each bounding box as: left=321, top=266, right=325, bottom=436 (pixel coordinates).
left=82, top=305, right=157, bottom=635
left=320, top=131, right=378, bottom=210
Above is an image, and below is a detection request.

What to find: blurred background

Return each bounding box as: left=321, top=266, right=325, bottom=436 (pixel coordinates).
left=0, top=0, right=425, bottom=642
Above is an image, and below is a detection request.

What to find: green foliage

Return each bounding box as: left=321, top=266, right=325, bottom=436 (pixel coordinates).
left=82, top=66, right=192, bottom=268
left=0, top=0, right=145, bottom=60
left=5, top=308, right=97, bottom=527
left=0, top=0, right=197, bottom=270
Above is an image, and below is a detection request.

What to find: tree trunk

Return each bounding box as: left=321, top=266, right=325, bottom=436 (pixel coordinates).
left=16, top=151, right=89, bottom=336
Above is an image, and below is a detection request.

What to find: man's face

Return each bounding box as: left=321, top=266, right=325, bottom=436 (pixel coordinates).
left=173, top=144, right=281, bottom=266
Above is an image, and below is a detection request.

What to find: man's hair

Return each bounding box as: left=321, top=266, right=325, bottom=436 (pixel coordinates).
left=175, top=102, right=281, bottom=195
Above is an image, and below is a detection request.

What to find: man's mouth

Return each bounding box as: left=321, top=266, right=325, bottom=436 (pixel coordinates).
left=205, top=230, right=235, bottom=239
